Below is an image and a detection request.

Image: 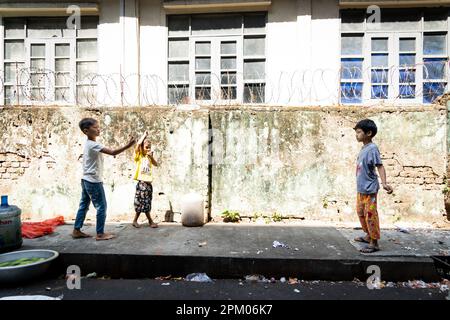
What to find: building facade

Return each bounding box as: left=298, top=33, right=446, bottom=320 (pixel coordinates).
left=1, top=0, right=449, bottom=107
left=0, top=1, right=449, bottom=224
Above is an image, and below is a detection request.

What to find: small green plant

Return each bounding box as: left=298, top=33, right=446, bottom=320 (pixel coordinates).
left=443, top=186, right=450, bottom=195
left=252, top=212, right=262, bottom=222
left=272, top=212, right=283, bottom=222
left=221, top=210, right=241, bottom=223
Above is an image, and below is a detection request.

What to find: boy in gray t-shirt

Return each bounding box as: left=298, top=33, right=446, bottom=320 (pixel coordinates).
left=73, top=118, right=135, bottom=241
left=353, top=119, right=393, bottom=253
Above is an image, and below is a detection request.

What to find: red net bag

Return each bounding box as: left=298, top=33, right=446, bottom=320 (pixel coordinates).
left=21, top=216, right=65, bottom=239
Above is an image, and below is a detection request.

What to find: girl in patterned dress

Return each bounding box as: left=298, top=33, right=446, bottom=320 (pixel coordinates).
left=133, top=131, right=159, bottom=228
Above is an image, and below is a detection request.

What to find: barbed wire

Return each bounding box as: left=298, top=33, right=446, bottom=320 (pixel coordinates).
left=0, top=63, right=448, bottom=106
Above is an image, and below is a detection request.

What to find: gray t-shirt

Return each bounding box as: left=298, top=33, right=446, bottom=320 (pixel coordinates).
left=82, top=139, right=104, bottom=183
left=356, top=142, right=382, bottom=194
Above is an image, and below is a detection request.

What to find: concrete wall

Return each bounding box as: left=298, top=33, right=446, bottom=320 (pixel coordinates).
left=0, top=106, right=210, bottom=222
left=210, top=105, right=447, bottom=224
left=0, top=105, right=447, bottom=225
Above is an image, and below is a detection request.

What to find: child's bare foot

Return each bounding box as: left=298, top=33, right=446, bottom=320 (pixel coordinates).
left=72, top=230, right=92, bottom=239
left=95, top=233, right=115, bottom=241
left=132, top=221, right=141, bottom=228
left=149, top=221, right=158, bottom=228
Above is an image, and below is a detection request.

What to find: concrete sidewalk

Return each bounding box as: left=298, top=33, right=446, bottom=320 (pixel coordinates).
left=19, top=222, right=450, bottom=282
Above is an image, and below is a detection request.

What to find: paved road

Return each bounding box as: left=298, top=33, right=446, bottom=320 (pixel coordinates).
left=1, top=278, right=448, bottom=300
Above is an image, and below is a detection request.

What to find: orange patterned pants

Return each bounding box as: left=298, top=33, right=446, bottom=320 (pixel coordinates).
left=356, top=193, right=380, bottom=240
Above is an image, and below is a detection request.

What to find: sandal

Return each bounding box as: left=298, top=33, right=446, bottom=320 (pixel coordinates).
left=359, top=245, right=380, bottom=253
left=354, top=236, right=370, bottom=244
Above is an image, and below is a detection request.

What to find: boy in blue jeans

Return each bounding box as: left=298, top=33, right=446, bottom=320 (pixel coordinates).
left=72, top=118, right=135, bottom=241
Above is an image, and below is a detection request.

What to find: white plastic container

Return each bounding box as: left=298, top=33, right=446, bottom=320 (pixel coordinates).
left=181, top=193, right=205, bottom=227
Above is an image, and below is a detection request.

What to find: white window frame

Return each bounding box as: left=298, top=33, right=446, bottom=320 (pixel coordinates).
left=422, top=32, right=448, bottom=103
left=75, top=35, right=98, bottom=106
left=24, top=38, right=76, bottom=105
left=167, top=13, right=266, bottom=105
left=1, top=16, right=98, bottom=106
left=340, top=9, right=450, bottom=105
left=1, top=16, right=26, bottom=106
left=395, top=33, right=423, bottom=102
left=340, top=33, right=364, bottom=104
left=362, top=32, right=423, bottom=104
left=189, top=35, right=243, bottom=104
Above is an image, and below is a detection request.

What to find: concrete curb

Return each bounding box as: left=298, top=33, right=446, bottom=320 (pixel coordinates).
left=50, top=252, right=442, bottom=282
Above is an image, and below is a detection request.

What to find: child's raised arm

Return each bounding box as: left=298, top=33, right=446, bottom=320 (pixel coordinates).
left=101, top=136, right=136, bottom=156
left=135, top=131, right=148, bottom=153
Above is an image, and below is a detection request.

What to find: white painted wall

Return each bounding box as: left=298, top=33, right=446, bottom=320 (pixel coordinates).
left=265, top=0, right=302, bottom=105
left=97, top=0, right=142, bottom=106
left=139, top=0, right=168, bottom=105
left=97, top=0, right=122, bottom=105
left=310, top=0, right=340, bottom=105
left=122, top=0, right=140, bottom=105
left=265, top=0, right=340, bottom=106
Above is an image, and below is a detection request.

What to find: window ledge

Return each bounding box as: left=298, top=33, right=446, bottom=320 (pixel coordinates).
left=339, top=0, right=450, bottom=8
left=0, top=2, right=99, bottom=17
left=163, top=0, right=271, bottom=14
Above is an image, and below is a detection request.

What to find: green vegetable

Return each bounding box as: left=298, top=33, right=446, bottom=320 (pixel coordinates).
left=0, top=257, right=45, bottom=267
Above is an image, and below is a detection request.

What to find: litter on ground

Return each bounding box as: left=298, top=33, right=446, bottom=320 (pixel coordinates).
left=272, top=240, right=289, bottom=248
left=185, top=273, right=213, bottom=282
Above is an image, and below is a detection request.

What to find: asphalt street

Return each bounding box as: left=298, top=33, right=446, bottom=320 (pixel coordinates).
left=0, top=278, right=448, bottom=300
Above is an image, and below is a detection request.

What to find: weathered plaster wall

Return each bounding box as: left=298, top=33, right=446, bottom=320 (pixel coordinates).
left=0, top=106, right=210, bottom=222
left=0, top=105, right=447, bottom=224
left=210, top=105, right=447, bottom=224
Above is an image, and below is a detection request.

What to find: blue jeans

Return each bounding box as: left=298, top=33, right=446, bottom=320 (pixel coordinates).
left=74, top=179, right=107, bottom=235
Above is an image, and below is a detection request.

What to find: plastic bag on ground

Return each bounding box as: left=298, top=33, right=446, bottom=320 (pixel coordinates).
left=22, top=216, right=65, bottom=239
left=273, top=240, right=289, bottom=248
left=185, top=273, right=213, bottom=282
left=245, top=275, right=268, bottom=283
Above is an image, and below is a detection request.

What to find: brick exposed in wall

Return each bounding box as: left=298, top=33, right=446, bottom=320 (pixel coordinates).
left=0, top=152, right=31, bottom=180
left=382, top=152, right=444, bottom=190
